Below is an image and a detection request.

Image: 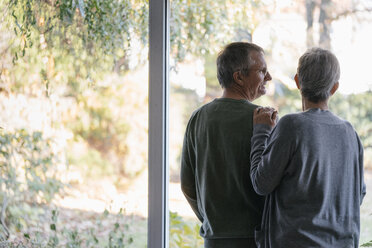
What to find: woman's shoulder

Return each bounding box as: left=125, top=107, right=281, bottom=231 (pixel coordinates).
left=277, top=112, right=304, bottom=126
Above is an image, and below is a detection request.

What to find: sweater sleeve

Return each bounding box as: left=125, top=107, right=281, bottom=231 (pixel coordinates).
left=357, top=134, right=367, bottom=205
left=250, top=121, right=294, bottom=196
left=180, top=130, right=203, bottom=222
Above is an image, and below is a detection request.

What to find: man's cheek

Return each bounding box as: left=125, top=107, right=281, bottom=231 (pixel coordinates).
left=259, top=85, right=266, bottom=95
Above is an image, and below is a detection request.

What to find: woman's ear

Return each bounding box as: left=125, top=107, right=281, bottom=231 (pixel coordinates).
left=330, top=82, right=339, bottom=95
left=294, top=74, right=300, bottom=90
left=233, top=71, right=244, bottom=86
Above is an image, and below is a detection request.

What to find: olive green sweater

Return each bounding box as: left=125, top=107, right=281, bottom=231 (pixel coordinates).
left=181, top=98, right=265, bottom=241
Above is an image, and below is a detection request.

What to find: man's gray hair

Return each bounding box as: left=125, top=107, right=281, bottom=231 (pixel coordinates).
left=217, top=42, right=264, bottom=89
left=297, top=47, right=340, bottom=103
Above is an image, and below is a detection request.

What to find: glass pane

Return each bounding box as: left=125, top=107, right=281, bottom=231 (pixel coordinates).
left=0, top=1, right=148, bottom=246
left=169, top=0, right=372, bottom=246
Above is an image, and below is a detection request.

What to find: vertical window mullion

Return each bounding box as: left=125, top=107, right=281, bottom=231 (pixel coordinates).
left=148, top=0, right=169, bottom=247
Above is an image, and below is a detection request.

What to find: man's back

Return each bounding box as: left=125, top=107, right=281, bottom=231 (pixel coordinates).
left=181, top=98, right=265, bottom=241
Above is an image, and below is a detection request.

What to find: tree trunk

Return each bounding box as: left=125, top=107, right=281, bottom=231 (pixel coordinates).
left=306, top=0, right=316, bottom=48
left=319, top=0, right=331, bottom=49
left=114, top=55, right=129, bottom=74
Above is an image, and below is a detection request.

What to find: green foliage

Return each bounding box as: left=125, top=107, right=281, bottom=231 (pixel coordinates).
left=330, top=92, right=372, bottom=168
left=73, top=87, right=130, bottom=155
left=67, top=145, right=115, bottom=179
left=362, top=240, right=372, bottom=247
left=0, top=129, right=63, bottom=202
left=170, top=0, right=226, bottom=61
left=170, top=0, right=270, bottom=63
left=107, top=209, right=134, bottom=248
left=5, top=0, right=271, bottom=83
left=11, top=208, right=136, bottom=247
left=3, top=0, right=147, bottom=96
left=0, top=129, right=64, bottom=238
left=68, top=80, right=134, bottom=176
left=169, top=211, right=203, bottom=248
left=8, top=0, right=141, bottom=57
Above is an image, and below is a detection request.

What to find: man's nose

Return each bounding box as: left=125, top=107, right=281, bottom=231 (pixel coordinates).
left=265, top=71, right=272, bottom=81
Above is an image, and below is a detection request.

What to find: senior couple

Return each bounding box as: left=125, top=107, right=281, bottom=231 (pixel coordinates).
left=180, top=42, right=366, bottom=248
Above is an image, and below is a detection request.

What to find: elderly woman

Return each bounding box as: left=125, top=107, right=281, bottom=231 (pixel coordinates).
left=250, top=48, right=366, bottom=248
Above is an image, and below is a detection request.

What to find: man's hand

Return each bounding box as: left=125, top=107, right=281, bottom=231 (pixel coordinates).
left=253, top=107, right=278, bottom=128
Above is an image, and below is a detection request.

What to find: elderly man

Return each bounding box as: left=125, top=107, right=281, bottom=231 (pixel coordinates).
left=181, top=42, right=272, bottom=248
left=250, top=48, right=366, bottom=247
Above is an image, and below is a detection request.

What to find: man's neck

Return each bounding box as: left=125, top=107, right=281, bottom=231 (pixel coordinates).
left=221, top=85, right=254, bottom=101
left=302, top=98, right=329, bottom=111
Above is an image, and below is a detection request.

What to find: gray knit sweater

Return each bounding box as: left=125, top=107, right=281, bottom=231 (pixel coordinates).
left=250, top=108, right=366, bottom=248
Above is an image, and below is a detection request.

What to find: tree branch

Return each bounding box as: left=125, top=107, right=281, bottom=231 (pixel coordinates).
left=41, top=0, right=55, bottom=7
left=0, top=196, right=9, bottom=240
left=330, top=8, right=372, bottom=21
left=364, top=145, right=372, bottom=150
left=113, top=56, right=129, bottom=74
left=0, top=44, right=12, bottom=58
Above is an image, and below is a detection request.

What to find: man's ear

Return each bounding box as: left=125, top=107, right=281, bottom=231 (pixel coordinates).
left=233, top=71, right=244, bottom=86
left=330, top=82, right=339, bottom=95
left=294, top=74, right=300, bottom=90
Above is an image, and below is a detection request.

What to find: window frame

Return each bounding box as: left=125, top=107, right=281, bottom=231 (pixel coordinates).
left=148, top=0, right=170, bottom=247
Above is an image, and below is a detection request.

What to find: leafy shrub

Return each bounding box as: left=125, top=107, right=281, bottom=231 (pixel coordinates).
left=169, top=211, right=203, bottom=248
left=2, top=208, right=135, bottom=248
left=68, top=74, right=148, bottom=178
left=361, top=240, right=372, bottom=247
left=0, top=129, right=64, bottom=239
left=66, top=141, right=116, bottom=180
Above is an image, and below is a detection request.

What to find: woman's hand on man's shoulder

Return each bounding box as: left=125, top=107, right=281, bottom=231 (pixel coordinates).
left=253, top=106, right=278, bottom=128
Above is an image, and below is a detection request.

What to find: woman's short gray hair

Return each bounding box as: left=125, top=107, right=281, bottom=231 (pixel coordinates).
left=297, top=48, right=340, bottom=103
